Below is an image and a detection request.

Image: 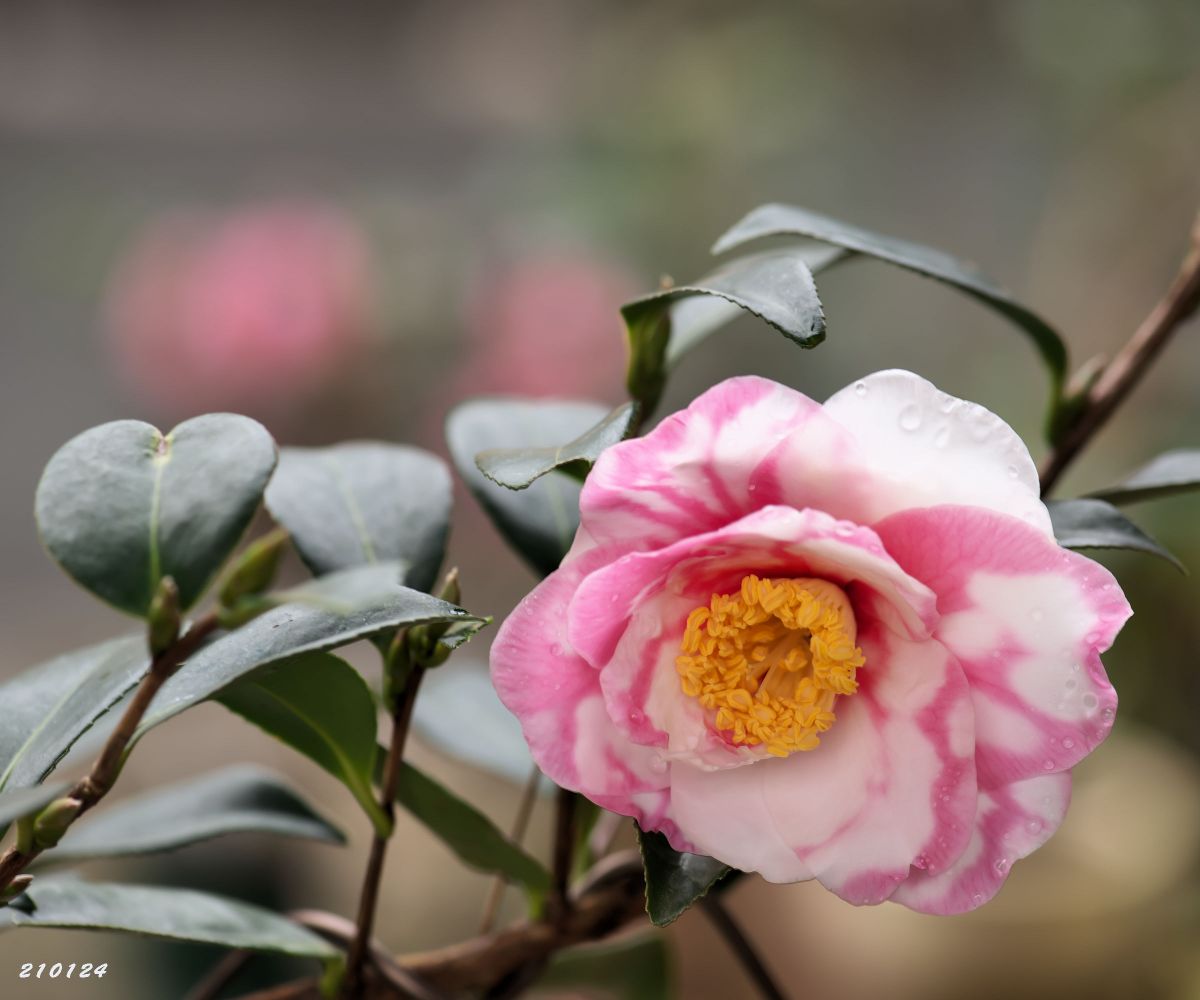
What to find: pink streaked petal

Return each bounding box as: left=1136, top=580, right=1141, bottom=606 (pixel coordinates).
left=579, top=376, right=857, bottom=555
left=664, top=628, right=976, bottom=896
left=822, top=370, right=1053, bottom=537
left=875, top=506, right=1130, bottom=789
left=565, top=506, right=940, bottom=765
left=489, top=548, right=669, bottom=816
left=892, top=772, right=1071, bottom=914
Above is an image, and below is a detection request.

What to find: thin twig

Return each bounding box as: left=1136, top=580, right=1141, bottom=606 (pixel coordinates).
left=1040, top=212, right=1200, bottom=494
left=700, top=894, right=789, bottom=1000
left=184, top=949, right=254, bottom=1000
left=341, top=665, right=426, bottom=999
left=478, top=765, right=542, bottom=934
left=0, top=612, right=219, bottom=890
left=548, top=788, right=577, bottom=925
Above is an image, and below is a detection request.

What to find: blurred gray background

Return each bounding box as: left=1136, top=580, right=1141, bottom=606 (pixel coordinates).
left=2, top=1, right=1200, bottom=997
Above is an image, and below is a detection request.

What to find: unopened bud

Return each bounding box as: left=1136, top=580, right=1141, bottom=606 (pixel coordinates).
left=147, top=576, right=181, bottom=655
left=33, top=796, right=83, bottom=849
left=1, top=874, right=34, bottom=905
left=219, top=529, right=289, bottom=608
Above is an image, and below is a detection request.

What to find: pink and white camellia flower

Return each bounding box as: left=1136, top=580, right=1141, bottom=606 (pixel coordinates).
left=490, top=371, right=1131, bottom=913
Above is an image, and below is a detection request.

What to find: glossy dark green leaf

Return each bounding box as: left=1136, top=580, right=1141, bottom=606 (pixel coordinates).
left=134, top=564, right=482, bottom=740
left=0, top=782, right=70, bottom=833
left=0, top=877, right=339, bottom=962
left=475, top=402, right=635, bottom=491
left=1089, top=449, right=1200, bottom=506
left=49, top=765, right=343, bottom=862
left=447, top=398, right=609, bottom=575
left=638, top=827, right=731, bottom=927
left=1048, top=499, right=1184, bottom=572
left=35, top=415, right=277, bottom=617
left=396, top=762, right=551, bottom=895
left=622, top=248, right=826, bottom=417
left=265, top=443, right=451, bottom=593
left=535, top=933, right=671, bottom=1000
left=215, top=653, right=389, bottom=835
left=0, top=636, right=147, bottom=794
left=412, top=660, right=535, bottom=785
left=713, top=203, right=1068, bottom=405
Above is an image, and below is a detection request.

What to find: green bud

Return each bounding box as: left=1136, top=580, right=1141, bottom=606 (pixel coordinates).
left=404, top=568, right=464, bottom=669
left=219, top=528, right=289, bottom=608
left=32, top=796, right=83, bottom=849
left=147, top=576, right=181, bottom=655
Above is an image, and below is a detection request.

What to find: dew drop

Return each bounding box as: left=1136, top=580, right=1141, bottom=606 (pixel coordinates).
left=1065, top=678, right=1078, bottom=691
left=898, top=405, right=922, bottom=431
left=1025, top=817, right=1043, bottom=835
left=628, top=708, right=645, bottom=725
left=1041, top=758, right=1056, bottom=771
left=1062, top=737, right=1075, bottom=750
left=994, top=858, right=1010, bottom=874
left=933, top=425, right=951, bottom=449
left=834, top=522, right=855, bottom=537
left=1006, top=464, right=1019, bottom=479
left=1101, top=706, right=1115, bottom=723
left=913, top=853, right=930, bottom=870
left=971, top=892, right=984, bottom=905
left=854, top=381, right=868, bottom=397
left=1081, top=692, right=1100, bottom=712
left=609, top=594, right=620, bottom=604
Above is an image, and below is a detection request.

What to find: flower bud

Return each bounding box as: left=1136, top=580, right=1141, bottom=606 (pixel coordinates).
left=33, top=796, right=83, bottom=849
left=219, top=529, right=289, bottom=608
left=147, top=576, right=181, bottom=655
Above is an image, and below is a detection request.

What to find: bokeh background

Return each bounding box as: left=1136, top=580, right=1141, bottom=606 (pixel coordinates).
left=3, top=1, right=1200, bottom=997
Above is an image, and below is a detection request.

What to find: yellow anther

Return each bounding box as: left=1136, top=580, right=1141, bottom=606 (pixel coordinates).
left=675, top=576, right=865, bottom=757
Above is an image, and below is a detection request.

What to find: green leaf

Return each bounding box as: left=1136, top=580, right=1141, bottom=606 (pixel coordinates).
left=622, top=248, right=826, bottom=417
left=395, top=762, right=551, bottom=895
left=0, top=783, right=70, bottom=833
left=0, top=877, right=339, bottom=963
left=49, top=765, right=343, bottom=862
left=1089, top=448, right=1200, bottom=505
left=638, top=827, right=731, bottom=927
left=476, top=402, right=636, bottom=491
left=412, top=660, right=536, bottom=785
left=447, top=398, right=609, bottom=575
left=35, top=415, right=277, bottom=617
left=1048, top=499, right=1185, bottom=572
left=712, top=203, right=1068, bottom=414
left=134, top=564, right=482, bottom=740
left=535, top=933, right=671, bottom=1000
left=0, top=636, right=147, bottom=794
left=215, top=653, right=390, bottom=836
left=265, top=443, right=451, bottom=593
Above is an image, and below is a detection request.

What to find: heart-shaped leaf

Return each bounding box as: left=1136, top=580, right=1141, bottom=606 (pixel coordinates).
left=216, top=652, right=390, bottom=835
left=638, top=827, right=731, bottom=927
left=265, top=443, right=451, bottom=593
left=36, top=415, right=277, bottom=617
left=0, top=877, right=339, bottom=963
left=412, top=660, right=536, bottom=786
left=1089, top=448, right=1200, bottom=506
left=134, top=564, right=483, bottom=741
left=1048, top=498, right=1184, bottom=571
left=447, top=398, right=611, bottom=575
left=0, top=635, right=147, bottom=795
left=712, top=203, right=1068, bottom=414
left=395, top=762, right=551, bottom=895
left=49, top=765, right=343, bottom=862
left=622, top=248, right=826, bottom=418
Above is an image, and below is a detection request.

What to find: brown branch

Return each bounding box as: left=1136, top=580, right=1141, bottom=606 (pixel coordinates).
left=0, top=612, right=219, bottom=891
left=340, top=665, right=426, bottom=999
left=1040, top=213, right=1200, bottom=494
left=232, top=856, right=648, bottom=1000
left=548, top=788, right=578, bottom=925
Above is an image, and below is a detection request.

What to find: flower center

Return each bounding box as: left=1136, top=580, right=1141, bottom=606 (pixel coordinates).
left=675, top=575, right=865, bottom=757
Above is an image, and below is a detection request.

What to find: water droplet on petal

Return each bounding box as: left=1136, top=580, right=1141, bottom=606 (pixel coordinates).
left=1081, top=692, right=1100, bottom=712
left=898, top=405, right=922, bottom=431
left=1007, top=464, right=1019, bottom=479
left=1026, top=817, right=1043, bottom=835
left=994, top=858, right=1010, bottom=874
left=933, top=425, right=951, bottom=448
left=854, top=382, right=868, bottom=397
left=1065, top=678, right=1078, bottom=691
left=1061, top=737, right=1075, bottom=750
left=834, top=522, right=855, bottom=537
left=1041, top=758, right=1056, bottom=771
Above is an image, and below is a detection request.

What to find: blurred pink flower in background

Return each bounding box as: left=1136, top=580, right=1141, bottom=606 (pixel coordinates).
left=452, top=251, right=637, bottom=401
left=106, top=202, right=374, bottom=417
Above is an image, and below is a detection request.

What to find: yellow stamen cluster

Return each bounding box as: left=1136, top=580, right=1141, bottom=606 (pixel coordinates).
left=676, top=575, right=865, bottom=757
